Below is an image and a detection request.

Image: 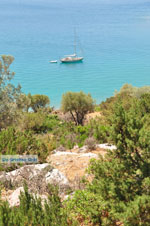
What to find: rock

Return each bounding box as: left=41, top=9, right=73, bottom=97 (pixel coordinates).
left=53, top=152, right=78, bottom=156
left=2, top=187, right=48, bottom=207
left=47, top=143, right=116, bottom=189
left=78, top=146, right=88, bottom=153
left=0, top=143, right=116, bottom=204
left=96, top=143, right=117, bottom=150
left=47, top=151, right=99, bottom=185
left=0, top=163, right=70, bottom=195
left=7, top=187, right=24, bottom=207
left=45, top=169, right=70, bottom=194
left=45, top=169, right=69, bottom=185
left=0, top=172, right=7, bottom=183
left=80, top=153, right=98, bottom=158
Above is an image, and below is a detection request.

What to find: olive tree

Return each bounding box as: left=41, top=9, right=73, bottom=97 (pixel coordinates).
left=0, top=55, right=21, bottom=129
left=30, top=94, right=50, bottom=112
left=118, top=83, right=150, bottom=98
left=16, top=93, right=32, bottom=112
left=61, top=91, right=95, bottom=125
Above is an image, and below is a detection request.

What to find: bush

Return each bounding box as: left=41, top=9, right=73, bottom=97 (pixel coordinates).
left=43, top=114, right=61, bottom=132
left=0, top=184, right=68, bottom=226
left=118, top=83, right=150, bottom=98
left=0, top=127, right=48, bottom=162
left=75, top=125, right=90, bottom=147
left=19, top=113, right=61, bottom=134
left=84, top=137, right=97, bottom=150
left=19, top=112, right=46, bottom=133
left=93, top=124, right=110, bottom=143
left=66, top=190, right=103, bottom=225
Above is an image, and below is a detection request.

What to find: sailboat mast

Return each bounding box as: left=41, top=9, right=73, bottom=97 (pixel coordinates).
left=74, top=28, right=76, bottom=56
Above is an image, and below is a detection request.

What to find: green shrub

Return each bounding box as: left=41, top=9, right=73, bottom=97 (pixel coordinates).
left=66, top=100, right=150, bottom=225
left=19, top=112, right=47, bottom=133
left=93, top=124, right=110, bottom=143
left=0, top=127, right=48, bottom=162
left=75, top=125, right=90, bottom=147
left=66, top=190, right=103, bottom=225
left=19, top=113, right=61, bottom=134
left=0, top=184, right=68, bottom=226
left=43, top=114, right=61, bottom=132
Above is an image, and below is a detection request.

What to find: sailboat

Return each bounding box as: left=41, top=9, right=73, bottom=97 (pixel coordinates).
left=60, top=30, right=83, bottom=63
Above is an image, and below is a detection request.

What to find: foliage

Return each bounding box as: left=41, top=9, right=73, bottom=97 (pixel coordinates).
left=89, top=118, right=111, bottom=143
left=94, top=105, right=101, bottom=112
left=53, top=122, right=77, bottom=149
left=0, top=184, right=68, bottom=226
left=18, top=113, right=61, bottom=134
left=16, top=93, right=32, bottom=112
left=0, top=127, right=48, bottom=162
left=50, top=117, right=110, bottom=149
left=30, top=94, right=50, bottom=112
left=61, top=91, right=95, bottom=125
left=117, top=83, right=150, bottom=98
left=99, top=83, right=150, bottom=120
left=38, top=133, right=57, bottom=154
left=66, top=99, right=150, bottom=225
left=139, top=93, right=150, bottom=115
left=0, top=55, right=21, bottom=130
left=0, top=55, right=15, bottom=81
left=65, top=190, right=103, bottom=225
left=19, top=112, right=47, bottom=133
left=2, top=57, right=150, bottom=226
left=43, top=114, right=62, bottom=132
left=84, top=137, right=97, bottom=150
left=100, top=92, right=135, bottom=120
left=75, top=125, right=91, bottom=147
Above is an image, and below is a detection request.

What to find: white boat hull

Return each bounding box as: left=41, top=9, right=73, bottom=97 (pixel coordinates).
left=50, top=60, right=57, bottom=63
left=61, top=57, right=83, bottom=63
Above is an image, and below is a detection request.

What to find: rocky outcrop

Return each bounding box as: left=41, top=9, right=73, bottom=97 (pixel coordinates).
left=0, top=163, right=70, bottom=195
left=1, top=143, right=116, bottom=206
left=1, top=187, right=48, bottom=207
left=2, top=187, right=24, bottom=207
left=47, top=143, right=116, bottom=188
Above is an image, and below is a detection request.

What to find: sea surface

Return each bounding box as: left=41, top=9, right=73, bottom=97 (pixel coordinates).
left=1, top=0, right=150, bottom=108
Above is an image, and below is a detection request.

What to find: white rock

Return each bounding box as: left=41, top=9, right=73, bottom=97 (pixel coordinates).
left=53, top=152, right=77, bottom=156
left=45, top=169, right=69, bottom=186
left=6, top=169, right=19, bottom=177
left=80, top=153, right=98, bottom=158
left=7, top=187, right=24, bottom=207
left=6, top=187, right=48, bottom=207
left=97, top=143, right=117, bottom=150
left=34, top=163, right=50, bottom=170
left=78, top=146, right=88, bottom=153
left=6, top=163, right=50, bottom=179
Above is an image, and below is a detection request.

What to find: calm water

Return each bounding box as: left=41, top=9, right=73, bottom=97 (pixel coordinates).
left=1, top=0, right=150, bottom=107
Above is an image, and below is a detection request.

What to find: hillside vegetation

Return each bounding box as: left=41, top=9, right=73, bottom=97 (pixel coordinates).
left=1, top=56, right=150, bottom=225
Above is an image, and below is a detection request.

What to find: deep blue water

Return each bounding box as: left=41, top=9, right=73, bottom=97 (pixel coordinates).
left=1, top=0, right=150, bottom=107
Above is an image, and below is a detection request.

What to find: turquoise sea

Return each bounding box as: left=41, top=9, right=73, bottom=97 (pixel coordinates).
left=1, top=0, right=150, bottom=107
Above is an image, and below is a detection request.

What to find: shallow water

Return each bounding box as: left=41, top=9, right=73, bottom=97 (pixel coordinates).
left=1, top=0, right=150, bottom=107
